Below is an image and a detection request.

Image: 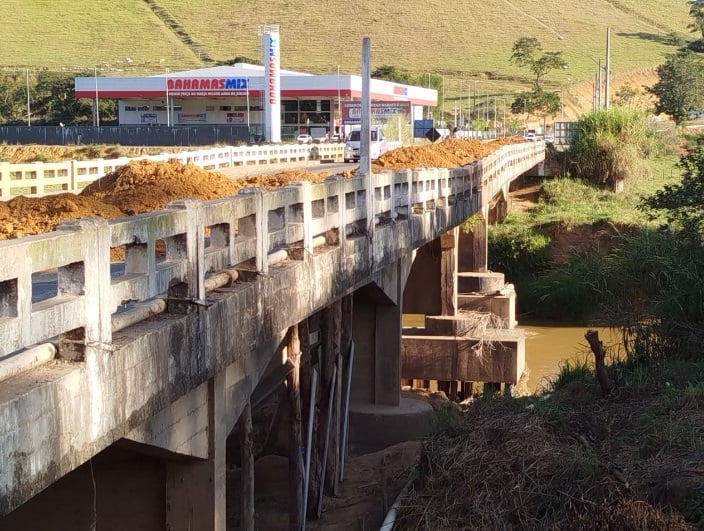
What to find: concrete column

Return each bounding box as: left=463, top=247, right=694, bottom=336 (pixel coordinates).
left=439, top=228, right=458, bottom=316
left=165, top=373, right=227, bottom=531
left=458, top=205, right=489, bottom=273
left=287, top=181, right=313, bottom=257
left=166, top=199, right=206, bottom=302
left=374, top=301, right=401, bottom=406
left=237, top=187, right=268, bottom=274
left=351, top=262, right=402, bottom=408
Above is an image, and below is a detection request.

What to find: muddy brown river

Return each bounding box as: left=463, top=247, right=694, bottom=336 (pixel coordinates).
left=521, top=322, right=622, bottom=393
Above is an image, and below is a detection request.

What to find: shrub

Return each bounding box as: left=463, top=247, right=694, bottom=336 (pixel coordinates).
left=568, top=109, right=659, bottom=189
left=488, top=217, right=551, bottom=281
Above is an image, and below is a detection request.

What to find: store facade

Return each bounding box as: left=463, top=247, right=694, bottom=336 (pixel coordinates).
left=74, top=63, right=437, bottom=143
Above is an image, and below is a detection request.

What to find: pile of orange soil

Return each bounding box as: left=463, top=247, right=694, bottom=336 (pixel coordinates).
left=372, top=136, right=525, bottom=171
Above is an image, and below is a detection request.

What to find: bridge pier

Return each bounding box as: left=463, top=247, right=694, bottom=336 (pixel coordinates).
left=402, top=187, right=526, bottom=397
left=165, top=373, right=228, bottom=531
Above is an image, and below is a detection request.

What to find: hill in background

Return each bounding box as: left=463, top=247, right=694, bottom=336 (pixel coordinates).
left=0, top=0, right=694, bottom=116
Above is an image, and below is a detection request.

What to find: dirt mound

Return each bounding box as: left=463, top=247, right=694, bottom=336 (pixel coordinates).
left=81, top=159, right=246, bottom=215
left=372, top=137, right=525, bottom=172
left=0, top=193, right=124, bottom=240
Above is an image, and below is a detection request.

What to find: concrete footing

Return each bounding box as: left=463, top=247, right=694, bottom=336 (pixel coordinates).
left=347, top=396, right=434, bottom=455
left=402, top=328, right=526, bottom=384
left=457, top=271, right=505, bottom=293
left=458, top=292, right=516, bottom=328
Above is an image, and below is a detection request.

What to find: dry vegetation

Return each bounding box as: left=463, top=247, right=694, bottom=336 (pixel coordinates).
left=396, top=387, right=701, bottom=530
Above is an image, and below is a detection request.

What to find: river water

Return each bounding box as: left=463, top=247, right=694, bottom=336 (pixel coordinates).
left=521, top=322, right=621, bottom=393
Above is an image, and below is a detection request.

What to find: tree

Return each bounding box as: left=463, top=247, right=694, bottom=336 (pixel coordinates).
left=33, top=71, right=101, bottom=125
left=510, top=37, right=567, bottom=91
left=688, top=0, right=704, bottom=40
left=510, top=89, right=561, bottom=122
left=371, top=65, right=412, bottom=84
left=648, top=50, right=704, bottom=124
left=613, top=83, right=649, bottom=110
left=0, top=71, right=30, bottom=124
left=643, top=145, right=704, bottom=236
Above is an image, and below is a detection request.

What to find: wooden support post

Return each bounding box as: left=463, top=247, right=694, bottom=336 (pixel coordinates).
left=461, top=381, right=474, bottom=400
left=339, top=295, right=354, bottom=482
left=439, top=229, right=458, bottom=316
left=303, top=368, right=318, bottom=528
left=239, top=401, right=254, bottom=531
left=286, top=325, right=305, bottom=531
left=483, top=382, right=501, bottom=397
left=437, top=380, right=451, bottom=398
left=327, top=300, right=343, bottom=496
left=316, top=364, right=338, bottom=518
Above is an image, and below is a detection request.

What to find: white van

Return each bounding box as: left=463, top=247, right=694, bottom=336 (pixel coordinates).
left=343, top=126, right=387, bottom=162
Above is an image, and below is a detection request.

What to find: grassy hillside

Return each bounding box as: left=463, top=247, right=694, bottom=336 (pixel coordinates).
left=0, top=0, right=694, bottom=109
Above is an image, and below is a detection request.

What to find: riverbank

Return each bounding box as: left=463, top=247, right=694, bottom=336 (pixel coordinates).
left=395, top=151, right=704, bottom=531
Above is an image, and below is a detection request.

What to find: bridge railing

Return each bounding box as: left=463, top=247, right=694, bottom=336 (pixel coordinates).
left=0, top=141, right=544, bottom=368
left=0, top=143, right=346, bottom=198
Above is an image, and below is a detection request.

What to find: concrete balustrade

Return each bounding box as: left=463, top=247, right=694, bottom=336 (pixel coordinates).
left=0, top=143, right=346, bottom=198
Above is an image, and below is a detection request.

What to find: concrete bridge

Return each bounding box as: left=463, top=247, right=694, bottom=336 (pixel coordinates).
left=0, top=141, right=544, bottom=530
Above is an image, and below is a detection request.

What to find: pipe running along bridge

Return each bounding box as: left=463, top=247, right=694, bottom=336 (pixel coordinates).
left=0, top=141, right=545, bottom=530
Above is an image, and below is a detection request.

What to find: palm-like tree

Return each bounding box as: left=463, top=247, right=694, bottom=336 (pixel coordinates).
left=688, top=0, right=704, bottom=40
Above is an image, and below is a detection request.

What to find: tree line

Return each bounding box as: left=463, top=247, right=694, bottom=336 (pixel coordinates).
left=0, top=70, right=116, bottom=126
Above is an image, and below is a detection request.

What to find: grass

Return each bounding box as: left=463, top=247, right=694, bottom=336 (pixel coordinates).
left=518, top=153, right=681, bottom=228
left=0, top=0, right=693, bottom=100
left=489, top=152, right=683, bottom=319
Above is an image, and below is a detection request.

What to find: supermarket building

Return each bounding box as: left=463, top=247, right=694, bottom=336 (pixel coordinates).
left=74, top=63, right=437, bottom=143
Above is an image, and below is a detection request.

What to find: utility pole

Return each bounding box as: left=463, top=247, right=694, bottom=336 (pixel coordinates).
left=604, top=27, right=611, bottom=110
left=94, top=67, right=100, bottom=127
left=26, top=69, right=31, bottom=126
left=597, top=59, right=602, bottom=109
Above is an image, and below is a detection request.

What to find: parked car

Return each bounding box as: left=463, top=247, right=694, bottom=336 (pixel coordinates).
left=296, top=134, right=313, bottom=144
left=343, top=126, right=387, bottom=162
left=330, top=133, right=345, bottom=143
left=524, top=132, right=536, bottom=141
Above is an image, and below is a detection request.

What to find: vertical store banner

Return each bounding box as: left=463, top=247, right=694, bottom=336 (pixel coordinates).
left=263, top=26, right=281, bottom=143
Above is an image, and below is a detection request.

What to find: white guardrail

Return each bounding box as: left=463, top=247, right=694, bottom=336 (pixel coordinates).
left=0, top=141, right=543, bottom=371
left=0, top=142, right=400, bottom=198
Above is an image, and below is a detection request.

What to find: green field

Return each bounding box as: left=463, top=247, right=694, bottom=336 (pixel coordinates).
left=0, top=0, right=693, bottom=98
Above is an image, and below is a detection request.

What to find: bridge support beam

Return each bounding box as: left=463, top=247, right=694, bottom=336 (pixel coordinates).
left=352, top=290, right=402, bottom=407
left=165, top=373, right=227, bottom=531
left=458, top=204, right=489, bottom=273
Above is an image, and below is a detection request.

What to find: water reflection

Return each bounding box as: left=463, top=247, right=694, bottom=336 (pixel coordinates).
left=522, top=322, right=622, bottom=393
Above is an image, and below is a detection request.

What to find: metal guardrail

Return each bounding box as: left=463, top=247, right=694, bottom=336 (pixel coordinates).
left=0, top=141, right=544, bottom=366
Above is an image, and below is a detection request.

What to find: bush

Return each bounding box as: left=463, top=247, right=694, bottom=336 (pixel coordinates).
left=568, top=109, right=660, bottom=189
left=488, top=217, right=551, bottom=281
